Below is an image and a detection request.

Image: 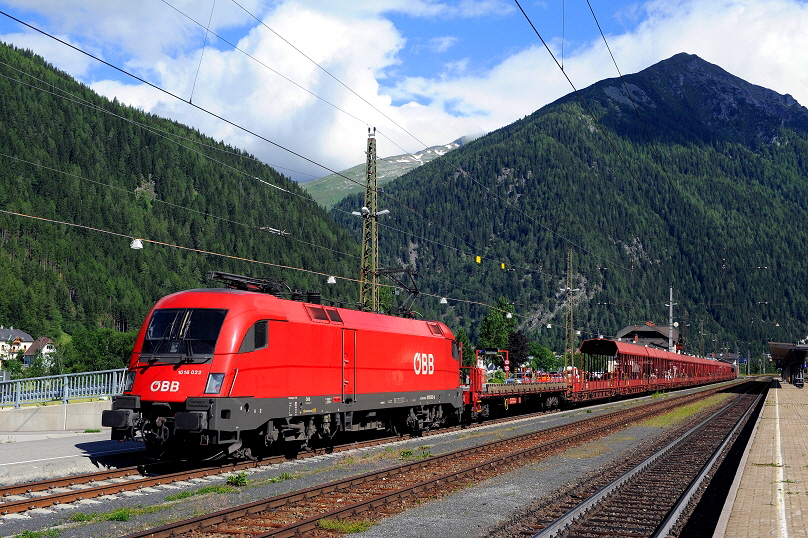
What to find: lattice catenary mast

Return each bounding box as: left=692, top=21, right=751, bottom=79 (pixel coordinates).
left=358, top=127, right=379, bottom=311
left=564, top=247, right=576, bottom=371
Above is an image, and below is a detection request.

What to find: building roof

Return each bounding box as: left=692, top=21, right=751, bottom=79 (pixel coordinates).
left=615, top=322, right=680, bottom=342
left=24, top=337, right=54, bottom=356
left=0, top=327, right=33, bottom=343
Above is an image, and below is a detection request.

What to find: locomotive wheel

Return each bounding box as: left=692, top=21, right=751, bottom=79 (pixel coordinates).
left=283, top=441, right=302, bottom=459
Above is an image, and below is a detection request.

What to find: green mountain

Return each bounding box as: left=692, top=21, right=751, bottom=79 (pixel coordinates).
left=0, top=43, right=360, bottom=341
left=301, top=137, right=475, bottom=208
left=333, top=53, right=808, bottom=355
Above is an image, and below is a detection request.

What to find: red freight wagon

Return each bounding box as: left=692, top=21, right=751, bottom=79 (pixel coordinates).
left=567, top=338, right=737, bottom=401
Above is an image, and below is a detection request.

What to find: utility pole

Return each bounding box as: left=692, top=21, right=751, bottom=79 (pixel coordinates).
left=699, top=319, right=705, bottom=357
left=358, top=127, right=378, bottom=311
left=667, top=287, right=677, bottom=353
left=563, top=248, right=576, bottom=372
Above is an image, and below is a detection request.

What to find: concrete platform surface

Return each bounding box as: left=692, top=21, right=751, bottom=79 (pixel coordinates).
left=716, top=380, right=808, bottom=537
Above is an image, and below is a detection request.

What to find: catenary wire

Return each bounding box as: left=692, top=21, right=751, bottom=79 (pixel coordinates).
left=0, top=64, right=365, bottom=260
left=0, top=208, right=515, bottom=316
left=0, top=52, right=544, bottom=295
left=0, top=10, right=683, bottom=320
left=0, top=150, right=363, bottom=261
left=152, top=1, right=494, bottom=261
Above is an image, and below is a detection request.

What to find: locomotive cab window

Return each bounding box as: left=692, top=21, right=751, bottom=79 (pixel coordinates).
left=140, top=308, right=227, bottom=364
left=239, top=321, right=269, bottom=353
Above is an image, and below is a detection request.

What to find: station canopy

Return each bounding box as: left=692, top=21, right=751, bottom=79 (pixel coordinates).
left=768, top=342, right=808, bottom=368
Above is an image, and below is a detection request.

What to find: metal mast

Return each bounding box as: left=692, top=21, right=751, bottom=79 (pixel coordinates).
left=667, top=287, right=675, bottom=352
left=564, top=247, right=575, bottom=371
left=358, top=127, right=379, bottom=311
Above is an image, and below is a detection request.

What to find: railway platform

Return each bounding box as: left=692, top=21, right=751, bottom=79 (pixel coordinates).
left=715, top=379, right=808, bottom=537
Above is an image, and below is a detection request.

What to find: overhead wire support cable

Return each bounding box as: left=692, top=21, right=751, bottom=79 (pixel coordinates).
left=0, top=207, right=514, bottom=316
left=510, top=0, right=681, bottom=277
left=1, top=10, right=608, bottom=315
left=0, top=208, right=360, bottom=285
left=228, top=0, right=434, bottom=153
left=0, top=14, right=556, bottom=321
left=0, top=151, right=367, bottom=261
left=0, top=10, right=348, bottom=179
left=0, top=50, right=512, bottom=310
left=583, top=0, right=721, bottom=264
left=189, top=0, right=216, bottom=104
left=0, top=64, right=319, bottom=183
left=158, top=0, right=372, bottom=131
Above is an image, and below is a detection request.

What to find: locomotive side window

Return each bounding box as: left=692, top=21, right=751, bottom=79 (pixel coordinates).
left=239, top=321, right=269, bottom=353
left=325, top=308, right=343, bottom=323
left=452, top=340, right=461, bottom=361
left=140, top=308, right=227, bottom=363
left=428, top=323, right=443, bottom=336
left=305, top=305, right=330, bottom=321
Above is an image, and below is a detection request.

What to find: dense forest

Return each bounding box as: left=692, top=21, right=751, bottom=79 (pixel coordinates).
left=0, top=43, right=361, bottom=371
left=2, top=44, right=806, bottom=374
left=334, top=53, right=808, bottom=358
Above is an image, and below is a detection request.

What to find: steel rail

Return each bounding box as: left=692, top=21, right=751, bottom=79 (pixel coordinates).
left=123, top=385, right=730, bottom=537
left=1, top=381, right=737, bottom=506
left=652, top=387, right=766, bottom=536
left=532, top=385, right=761, bottom=537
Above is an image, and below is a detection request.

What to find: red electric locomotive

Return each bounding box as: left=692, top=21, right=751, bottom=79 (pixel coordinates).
left=102, top=273, right=463, bottom=458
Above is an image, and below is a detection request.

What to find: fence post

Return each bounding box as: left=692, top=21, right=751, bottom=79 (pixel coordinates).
left=62, top=374, right=69, bottom=404
left=14, top=380, right=20, bottom=409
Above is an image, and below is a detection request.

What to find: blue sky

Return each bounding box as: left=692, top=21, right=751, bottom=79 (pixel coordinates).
left=0, top=1, right=806, bottom=181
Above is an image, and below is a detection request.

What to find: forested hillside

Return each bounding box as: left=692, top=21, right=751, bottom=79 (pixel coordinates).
left=0, top=43, right=360, bottom=353
left=334, top=53, right=808, bottom=355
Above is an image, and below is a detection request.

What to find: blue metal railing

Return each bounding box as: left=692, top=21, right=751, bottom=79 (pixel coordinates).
left=0, top=369, right=127, bottom=409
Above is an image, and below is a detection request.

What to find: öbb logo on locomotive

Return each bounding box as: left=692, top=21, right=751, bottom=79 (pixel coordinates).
left=150, top=380, right=180, bottom=392
left=413, top=352, right=435, bottom=375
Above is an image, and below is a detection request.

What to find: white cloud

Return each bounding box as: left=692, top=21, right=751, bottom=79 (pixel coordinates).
left=0, top=32, right=96, bottom=77
left=3, top=0, right=808, bottom=182
left=429, top=36, right=458, bottom=53
left=384, top=0, right=808, bottom=156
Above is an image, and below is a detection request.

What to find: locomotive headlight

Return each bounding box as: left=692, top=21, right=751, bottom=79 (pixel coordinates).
left=123, top=370, right=136, bottom=392
left=204, top=373, right=225, bottom=394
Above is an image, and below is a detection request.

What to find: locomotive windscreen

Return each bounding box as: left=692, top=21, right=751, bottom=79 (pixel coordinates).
left=140, top=308, right=227, bottom=363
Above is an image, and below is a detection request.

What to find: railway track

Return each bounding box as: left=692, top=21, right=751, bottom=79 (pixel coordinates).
left=119, top=384, right=734, bottom=537
left=501, top=380, right=766, bottom=538
left=0, top=433, right=405, bottom=516
left=0, top=382, right=740, bottom=526
left=0, top=391, right=640, bottom=511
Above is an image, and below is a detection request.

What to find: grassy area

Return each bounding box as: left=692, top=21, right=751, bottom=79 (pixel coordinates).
left=164, top=484, right=240, bottom=501
left=13, top=530, right=61, bottom=538
left=399, top=446, right=432, bottom=461
left=317, top=518, right=378, bottom=533
left=68, top=505, right=164, bottom=523
left=640, top=394, right=729, bottom=428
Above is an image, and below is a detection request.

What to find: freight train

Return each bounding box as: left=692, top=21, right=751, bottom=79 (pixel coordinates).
left=102, top=273, right=736, bottom=459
